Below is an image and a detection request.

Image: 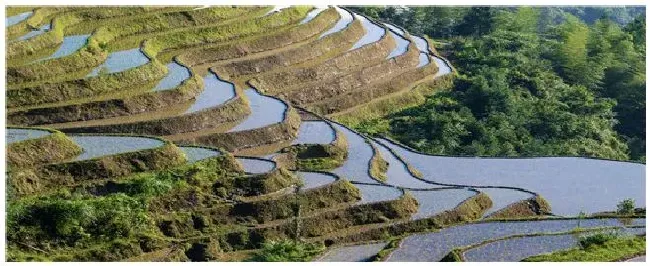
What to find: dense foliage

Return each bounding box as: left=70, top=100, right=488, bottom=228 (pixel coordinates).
left=349, top=6, right=645, bottom=161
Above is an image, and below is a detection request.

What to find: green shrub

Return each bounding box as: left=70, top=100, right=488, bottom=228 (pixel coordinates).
left=616, top=198, right=635, bottom=215
left=248, top=240, right=324, bottom=262
left=578, top=231, right=620, bottom=249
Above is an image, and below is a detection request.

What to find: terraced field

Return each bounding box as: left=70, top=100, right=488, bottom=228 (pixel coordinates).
left=5, top=5, right=645, bottom=262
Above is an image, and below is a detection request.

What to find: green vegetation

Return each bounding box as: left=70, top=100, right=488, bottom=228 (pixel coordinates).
left=616, top=198, right=636, bottom=215
left=349, top=6, right=645, bottom=161
left=523, top=232, right=646, bottom=262
left=249, top=240, right=325, bottom=262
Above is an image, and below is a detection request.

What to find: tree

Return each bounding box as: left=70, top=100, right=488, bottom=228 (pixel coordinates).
left=616, top=198, right=635, bottom=215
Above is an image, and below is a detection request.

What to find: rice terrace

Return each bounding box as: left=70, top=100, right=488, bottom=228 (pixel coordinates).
left=3, top=4, right=647, bottom=262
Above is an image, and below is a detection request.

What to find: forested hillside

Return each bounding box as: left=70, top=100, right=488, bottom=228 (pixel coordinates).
left=348, top=6, right=646, bottom=161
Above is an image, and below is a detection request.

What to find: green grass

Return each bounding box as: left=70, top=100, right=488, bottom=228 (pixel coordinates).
left=523, top=234, right=646, bottom=262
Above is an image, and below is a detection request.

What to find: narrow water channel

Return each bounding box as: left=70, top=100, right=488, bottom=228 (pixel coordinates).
left=6, top=128, right=51, bottom=144
left=319, top=7, right=353, bottom=39
left=39, top=34, right=91, bottom=61
left=6, top=11, right=33, bottom=27
left=153, top=62, right=191, bottom=91
left=184, top=73, right=235, bottom=114
left=349, top=13, right=385, bottom=50
left=292, top=120, right=336, bottom=145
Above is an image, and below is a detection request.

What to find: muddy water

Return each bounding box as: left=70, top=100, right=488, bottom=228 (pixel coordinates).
left=299, top=6, right=328, bottom=25
left=237, top=158, right=276, bottom=174
left=6, top=128, right=51, bottom=144
left=384, top=24, right=409, bottom=59
left=319, top=7, right=353, bottom=39
left=464, top=227, right=646, bottom=262
left=297, top=171, right=336, bottom=190
left=388, top=218, right=645, bottom=261
left=184, top=73, right=235, bottom=114
left=349, top=14, right=385, bottom=50
left=86, top=48, right=150, bottom=77
left=355, top=184, right=402, bottom=204
left=179, top=146, right=221, bottom=163
left=409, top=189, right=476, bottom=220
left=331, top=124, right=379, bottom=184
left=293, top=120, right=335, bottom=145
left=6, top=11, right=33, bottom=27
left=227, top=89, right=286, bottom=132
left=376, top=138, right=645, bottom=216
left=15, top=23, right=51, bottom=41
left=153, top=62, right=191, bottom=91
left=479, top=188, right=535, bottom=218
left=39, top=34, right=90, bottom=61
left=70, top=136, right=164, bottom=161
left=317, top=242, right=387, bottom=262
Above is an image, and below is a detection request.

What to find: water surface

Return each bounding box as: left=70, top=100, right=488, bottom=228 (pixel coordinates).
left=373, top=140, right=440, bottom=189
left=179, top=146, right=221, bottom=163
left=409, top=189, right=476, bottom=220
left=87, top=48, right=149, bottom=77
left=6, top=11, right=33, bottom=27
left=293, top=121, right=335, bottom=145
left=184, top=73, right=235, bottom=114
left=227, top=89, right=287, bottom=132
left=384, top=23, right=409, bottom=59
left=319, top=7, right=353, bottom=39
left=464, top=227, right=646, bottom=262
left=237, top=158, right=276, bottom=174
left=6, top=128, right=51, bottom=144
left=433, top=56, right=452, bottom=76
left=355, top=184, right=402, bottom=204
left=71, top=136, right=164, bottom=161
left=317, top=242, right=387, bottom=262
left=153, top=62, right=191, bottom=91
left=39, top=34, right=90, bottom=61
left=15, top=23, right=51, bottom=41
left=388, top=218, right=645, bottom=261
left=349, top=14, right=385, bottom=50
left=377, top=138, right=645, bottom=216
left=479, top=188, right=535, bottom=218
left=264, top=5, right=291, bottom=16
left=299, top=6, right=328, bottom=25
left=331, top=124, right=379, bottom=184
left=298, top=171, right=336, bottom=190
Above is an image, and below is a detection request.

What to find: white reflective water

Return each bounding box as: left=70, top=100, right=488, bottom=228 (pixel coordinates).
left=389, top=218, right=645, bottom=261
left=71, top=136, right=164, bottom=161
left=184, top=73, right=235, bottom=114
left=479, top=188, right=535, bottom=218
left=373, top=140, right=440, bottom=189
left=349, top=14, right=385, bottom=50
left=433, top=56, right=452, bottom=76
left=411, top=35, right=431, bottom=67
left=319, top=7, right=353, bottom=39
left=87, top=48, right=150, bottom=77
left=331, top=124, right=380, bottom=184
left=179, top=146, right=221, bottom=163
left=15, top=23, right=51, bottom=41
left=376, top=138, right=645, bottom=216
left=299, top=6, right=328, bottom=25
left=464, top=227, right=646, bottom=262
left=6, top=128, right=51, bottom=144
left=298, top=171, right=336, bottom=190
left=237, top=158, right=276, bottom=174
left=293, top=121, right=336, bottom=145
left=317, top=242, right=387, bottom=262
left=355, top=183, right=402, bottom=204
left=153, top=62, right=191, bottom=91
left=409, top=189, right=476, bottom=220
left=385, top=23, right=410, bottom=59
left=227, top=89, right=287, bottom=132
left=6, top=11, right=33, bottom=27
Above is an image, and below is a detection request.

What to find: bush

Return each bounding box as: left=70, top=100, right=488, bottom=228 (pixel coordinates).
left=248, top=240, right=324, bottom=262
left=616, top=198, right=635, bottom=215
left=578, top=231, right=620, bottom=249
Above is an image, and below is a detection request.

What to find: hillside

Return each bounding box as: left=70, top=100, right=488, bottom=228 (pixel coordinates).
left=5, top=5, right=646, bottom=262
